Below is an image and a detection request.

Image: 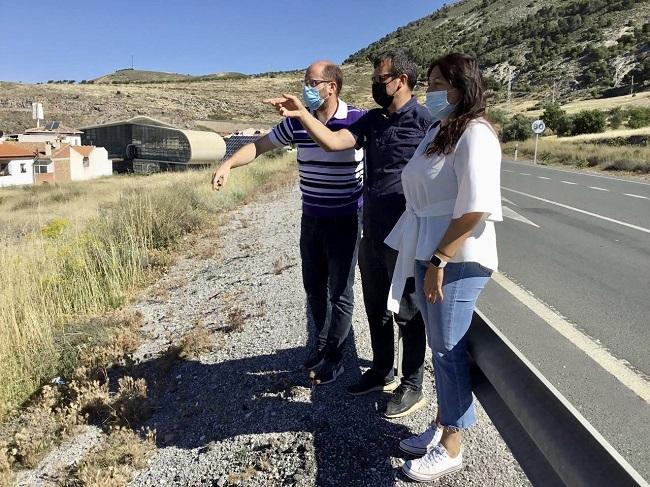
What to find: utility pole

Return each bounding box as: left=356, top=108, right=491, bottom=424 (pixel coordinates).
left=630, top=75, right=634, bottom=96
left=552, top=80, right=557, bottom=104
left=507, top=66, right=513, bottom=111
left=131, top=55, right=134, bottom=70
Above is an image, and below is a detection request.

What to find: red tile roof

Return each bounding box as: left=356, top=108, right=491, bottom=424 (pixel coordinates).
left=0, top=144, right=35, bottom=160
left=51, top=145, right=96, bottom=159
left=51, top=144, right=71, bottom=159
left=71, top=146, right=95, bottom=157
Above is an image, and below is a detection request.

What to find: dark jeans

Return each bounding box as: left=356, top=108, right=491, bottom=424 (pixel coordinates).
left=300, top=209, right=361, bottom=364
left=358, top=236, right=426, bottom=390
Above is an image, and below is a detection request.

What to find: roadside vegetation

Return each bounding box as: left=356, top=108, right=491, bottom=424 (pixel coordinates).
left=498, top=104, right=650, bottom=173
left=0, top=153, right=295, bottom=483
left=502, top=137, right=650, bottom=173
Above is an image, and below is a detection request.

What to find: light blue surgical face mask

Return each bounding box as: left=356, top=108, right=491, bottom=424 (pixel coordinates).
left=425, top=90, right=456, bottom=120
left=303, top=85, right=324, bottom=111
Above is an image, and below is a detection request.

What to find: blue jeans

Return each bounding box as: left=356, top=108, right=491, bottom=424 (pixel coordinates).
left=415, top=260, right=492, bottom=429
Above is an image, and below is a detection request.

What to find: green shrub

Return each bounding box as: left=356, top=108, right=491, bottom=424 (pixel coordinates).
left=626, top=107, right=650, bottom=129
left=487, top=107, right=508, bottom=125
left=571, top=110, right=606, bottom=135
left=556, top=115, right=574, bottom=136
left=541, top=103, right=567, bottom=131
left=608, top=107, right=625, bottom=129
left=502, top=114, right=531, bottom=142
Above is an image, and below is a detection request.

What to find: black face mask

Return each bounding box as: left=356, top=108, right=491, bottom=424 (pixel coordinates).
left=372, top=82, right=394, bottom=109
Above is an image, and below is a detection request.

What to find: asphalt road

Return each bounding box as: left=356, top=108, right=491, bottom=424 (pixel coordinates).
left=476, top=160, right=650, bottom=481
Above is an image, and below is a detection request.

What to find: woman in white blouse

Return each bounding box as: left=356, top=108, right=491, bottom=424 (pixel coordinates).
left=384, top=53, right=502, bottom=482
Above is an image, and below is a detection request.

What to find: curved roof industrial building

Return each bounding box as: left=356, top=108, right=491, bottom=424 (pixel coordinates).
left=80, top=116, right=226, bottom=169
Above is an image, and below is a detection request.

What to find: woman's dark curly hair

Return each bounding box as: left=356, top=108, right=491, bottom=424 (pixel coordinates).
left=425, top=53, right=487, bottom=156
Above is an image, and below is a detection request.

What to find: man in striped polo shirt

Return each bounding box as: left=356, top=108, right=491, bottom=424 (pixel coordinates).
left=212, top=60, right=365, bottom=385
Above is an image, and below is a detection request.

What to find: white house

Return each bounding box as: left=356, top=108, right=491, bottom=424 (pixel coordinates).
left=13, top=122, right=83, bottom=146
left=0, top=144, right=35, bottom=188
left=50, top=145, right=112, bottom=181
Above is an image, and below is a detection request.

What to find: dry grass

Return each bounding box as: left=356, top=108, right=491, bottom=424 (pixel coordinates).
left=69, top=426, right=156, bottom=487
left=503, top=138, right=650, bottom=173
left=0, top=152, right=295, bottom=418
left=272, top=254, right=296, bottom=275
left=225, top=307, right=249, bottom=333
left=179, top=322, right=215, bottom=358
left=554, top=126, right=650, bottom=142
left=495, top=91, right=650, bottom=118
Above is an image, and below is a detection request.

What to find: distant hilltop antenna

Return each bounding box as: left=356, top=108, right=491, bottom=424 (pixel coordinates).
left=131, top=55, right=134, bottom=70
left=32, top=102, right=44, bottom=128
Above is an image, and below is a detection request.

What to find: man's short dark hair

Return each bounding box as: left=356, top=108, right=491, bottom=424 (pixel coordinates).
left=323, top=63, right=343, bottom=95
left=373, top=50, right=418, bottom=90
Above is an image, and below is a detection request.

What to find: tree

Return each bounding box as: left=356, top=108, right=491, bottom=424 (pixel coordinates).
left=609, top=107, right=625, bottom=128
left=572, top=110, right=606, bottom=135
left=502, top=114, right=531, bottom=142
left=626, top=107, right=650, bottom=129
left=541, top=103, right=567, bottom=131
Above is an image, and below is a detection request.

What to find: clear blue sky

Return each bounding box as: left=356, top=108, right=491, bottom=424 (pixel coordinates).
left=1, top=0, right=447, bottom=83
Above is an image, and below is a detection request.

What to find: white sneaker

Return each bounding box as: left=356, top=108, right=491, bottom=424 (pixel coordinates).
left=402, top=444, right=463, bottom=482
left=399, top=425, right=443, bottom=455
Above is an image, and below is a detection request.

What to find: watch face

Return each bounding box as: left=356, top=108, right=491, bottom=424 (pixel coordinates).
left=429, top=254, right=443, bottom=267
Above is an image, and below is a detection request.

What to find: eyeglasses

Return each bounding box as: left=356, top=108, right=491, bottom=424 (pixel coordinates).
left=371, top=73, right=397, bottom=84
left=301, top=79, right=331, bottom=88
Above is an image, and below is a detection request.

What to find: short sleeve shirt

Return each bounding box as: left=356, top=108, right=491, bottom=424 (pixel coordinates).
left=267, top=99, right=366, bottom=217
left=383, top=119, right=502, bottom=312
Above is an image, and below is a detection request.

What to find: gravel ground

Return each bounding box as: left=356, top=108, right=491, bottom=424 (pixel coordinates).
left=125, top=185, right=530, bottom=487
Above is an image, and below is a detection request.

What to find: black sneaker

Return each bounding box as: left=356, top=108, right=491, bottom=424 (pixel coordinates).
left=384, top=385, right=427, bottom=419
left=347, top=369, right=400, bottom=396
left=303, top=349, right=326, bottom=370
left=312, top=360, right=344, bottom=385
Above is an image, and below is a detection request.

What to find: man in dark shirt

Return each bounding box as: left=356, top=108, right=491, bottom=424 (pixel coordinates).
left=265, top=51, right=434, bottom=418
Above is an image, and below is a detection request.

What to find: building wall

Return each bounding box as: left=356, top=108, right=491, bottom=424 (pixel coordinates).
left=18, top=134, right=81, bottom=146
left=53, top=159, right=72, bottom=183
left=35, top=173, right=55, bottom=185
left=69, top=148, right=112, bottom=181
left=0, top=159, right=34, bottom=187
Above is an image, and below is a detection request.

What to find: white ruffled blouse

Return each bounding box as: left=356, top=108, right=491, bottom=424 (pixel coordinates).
left=384, top=118, right=502, bottom=313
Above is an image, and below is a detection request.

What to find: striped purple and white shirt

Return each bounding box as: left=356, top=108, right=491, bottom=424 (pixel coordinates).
left=268, top=99, right=365, bottom=218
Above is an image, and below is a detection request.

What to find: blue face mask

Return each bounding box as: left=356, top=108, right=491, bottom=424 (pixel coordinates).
left=303, top=85, right=324, bottom=111
left=425, top=90, right=456, bottom=120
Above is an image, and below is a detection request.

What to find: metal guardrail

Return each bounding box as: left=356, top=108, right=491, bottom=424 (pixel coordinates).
left=467, top=309, right=649, bottom=487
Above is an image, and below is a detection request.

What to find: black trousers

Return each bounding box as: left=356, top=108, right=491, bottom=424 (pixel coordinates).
left=300, top=209, right=361, bottom=364
left=358, top=235, right=426, bottom=390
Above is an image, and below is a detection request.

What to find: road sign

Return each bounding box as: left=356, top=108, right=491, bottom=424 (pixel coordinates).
left=532, top=120, right=546, bottom=134
left=531, top=120, right=545, bottom=164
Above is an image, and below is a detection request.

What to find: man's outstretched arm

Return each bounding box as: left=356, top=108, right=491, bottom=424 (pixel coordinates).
left=211, top=134, right=277, bottom=190
left=264, top=94, right=358, bottom=152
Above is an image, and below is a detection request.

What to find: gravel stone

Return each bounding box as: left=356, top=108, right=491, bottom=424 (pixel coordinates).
left=117, top=185, right=532, bottom=486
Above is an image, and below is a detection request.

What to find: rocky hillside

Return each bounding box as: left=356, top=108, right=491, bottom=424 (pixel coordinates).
left=0, top=64, right=373, bottom=134
left=91, top=69, right=248, bottom=84
left=346, top=0, right=650, bottom=101
left=2, top=0, right=650, bottom=134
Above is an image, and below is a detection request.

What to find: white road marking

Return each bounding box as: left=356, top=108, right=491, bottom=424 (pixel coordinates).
left=519, top=173, right=531, bottom=176
left=503, top=160, right=650, bottom=186
left=589, top=186, right=609, bottom=192
left=537, top=176, right=551, bottom=180
left=501, top=196, right=518, bottom=206
left=492, top=272, right=650, bottom=404
left=502, top=187, right=650, bottom=234
left=502, top=206, right=540, bottom=228
left=624, top=193, right=649, bottom=200
left=561, top=180, right=577, bottom=185
left=504, top=169, right=515, bottom=173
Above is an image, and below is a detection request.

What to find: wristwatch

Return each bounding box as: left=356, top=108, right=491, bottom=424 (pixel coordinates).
left=429, top=253, right=447, bottom=268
